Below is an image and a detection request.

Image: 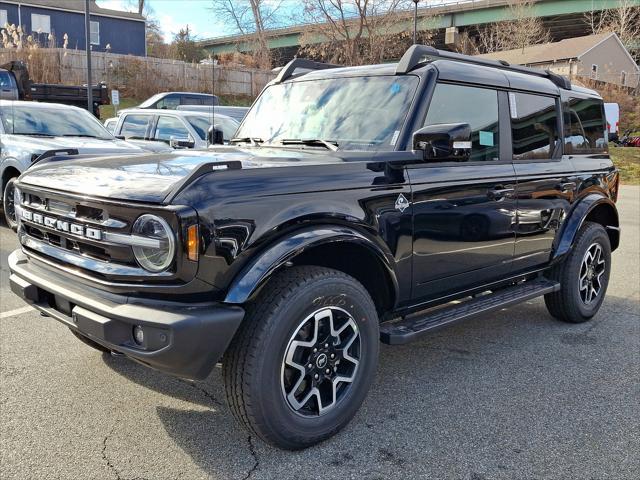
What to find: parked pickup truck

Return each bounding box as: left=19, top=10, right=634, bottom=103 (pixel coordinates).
left=8, top=46, right=619, bottom=450
left=0, top=61, right=110, bottom=117
left=0, top=100, right=144, bottom=229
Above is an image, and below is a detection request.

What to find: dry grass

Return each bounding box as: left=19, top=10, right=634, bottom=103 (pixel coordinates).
left=611, top=147, right=640, bottom=185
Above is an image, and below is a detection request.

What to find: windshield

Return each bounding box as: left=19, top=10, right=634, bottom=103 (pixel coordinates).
left=0, top=105, right=113, bottom=139
left=236, top=75, right=419, bottom=151
left=186, top=115, right=239, bottom=141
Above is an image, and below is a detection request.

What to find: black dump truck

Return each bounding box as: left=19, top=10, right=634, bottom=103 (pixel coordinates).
left=0, top=60, right=109, bottom=117
left=8, top=45, right=619, bottom=450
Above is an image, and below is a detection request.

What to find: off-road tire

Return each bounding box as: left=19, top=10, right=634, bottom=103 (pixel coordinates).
left=223, top=266, right=379, bottom=450
left=544, top=222, right=611, bottom=323
left=70, top=329, right=111, bottom=353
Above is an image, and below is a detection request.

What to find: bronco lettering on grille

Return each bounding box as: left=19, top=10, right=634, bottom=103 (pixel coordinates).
left=21, top=210, right=103, bottom=241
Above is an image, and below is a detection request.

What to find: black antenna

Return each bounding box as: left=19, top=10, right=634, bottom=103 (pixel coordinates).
left=211, top=54, right=215, bottom=131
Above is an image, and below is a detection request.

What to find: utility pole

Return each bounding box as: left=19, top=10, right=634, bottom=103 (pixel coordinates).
left=84, top=0, right=93, bottom=114
left=413, top=0, right=420, bottom=45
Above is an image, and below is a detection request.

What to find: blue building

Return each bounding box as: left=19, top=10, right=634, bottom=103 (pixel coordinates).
left=0, top=0, right=146, bottom=56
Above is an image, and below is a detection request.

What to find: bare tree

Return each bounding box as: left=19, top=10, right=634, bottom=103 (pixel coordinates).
left=210, top=0, right=283, bottom=68
left=475, top=0, right=550, bottom=54
left=586, top=0, right=640, bottom=58
left=299, top=0, right=432, bottom=66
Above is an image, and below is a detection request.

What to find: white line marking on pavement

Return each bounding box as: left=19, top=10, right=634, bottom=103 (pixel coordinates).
left=0, top=306, right=34, bottom=319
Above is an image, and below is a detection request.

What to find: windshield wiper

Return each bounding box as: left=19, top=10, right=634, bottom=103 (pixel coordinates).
left=278, top=139, right=339, bottom=151
left=229, top=137, right=264, bottom=146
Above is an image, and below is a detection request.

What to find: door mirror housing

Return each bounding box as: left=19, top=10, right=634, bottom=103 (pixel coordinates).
left=208, top=125, right=224, bottom=145
left=169, top=136, right=195, bottom=149
left=413, top=123, right=472, bottom=161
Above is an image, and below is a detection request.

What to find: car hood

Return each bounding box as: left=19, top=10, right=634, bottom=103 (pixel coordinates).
left=18, top=146, right=349, bottom=203
left=2, top=134, right=145, bottom=156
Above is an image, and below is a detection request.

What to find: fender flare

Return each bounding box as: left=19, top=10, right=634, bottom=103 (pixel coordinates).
left=223, top=225, right=400, bottom=305
left=552, top=193, right=619, bottom=261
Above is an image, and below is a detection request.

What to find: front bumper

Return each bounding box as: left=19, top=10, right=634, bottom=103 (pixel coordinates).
left=9, top=250, right=244, bottom=380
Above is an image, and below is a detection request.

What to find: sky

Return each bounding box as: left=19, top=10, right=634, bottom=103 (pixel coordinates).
left=97, top=0, right=232, bottom=42
left=96, top=0, right=469, bottom=43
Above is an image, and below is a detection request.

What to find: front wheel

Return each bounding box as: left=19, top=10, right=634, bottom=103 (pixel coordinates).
left=545, top=222, right=612, bottom=323
left=2, top=177, right=18, bottom=230
left=223, top=266, right=379, bottom=450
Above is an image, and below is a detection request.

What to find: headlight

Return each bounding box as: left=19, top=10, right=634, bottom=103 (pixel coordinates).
left=132, top=214, right=175, bottom=273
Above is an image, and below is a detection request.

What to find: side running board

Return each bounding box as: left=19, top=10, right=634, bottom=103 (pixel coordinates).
left=380, top=278, right=560, bottom=345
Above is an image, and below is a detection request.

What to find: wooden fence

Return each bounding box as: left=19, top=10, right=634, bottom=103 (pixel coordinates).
left=0, top=48, right=275, bottom=99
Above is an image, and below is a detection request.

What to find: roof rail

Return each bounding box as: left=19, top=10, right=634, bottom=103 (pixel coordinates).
left=396, top=45, right=571, bottom=90
left=273, top=58, right=341, bottom=83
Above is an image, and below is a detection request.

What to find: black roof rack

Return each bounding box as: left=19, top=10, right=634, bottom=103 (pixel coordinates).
left=273, top=58, right=341, bottom=83
left=396, top=45, right=571, bottom=90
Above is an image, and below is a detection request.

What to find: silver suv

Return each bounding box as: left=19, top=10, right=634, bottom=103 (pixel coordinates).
left=1, top=100, right=143, bottom=228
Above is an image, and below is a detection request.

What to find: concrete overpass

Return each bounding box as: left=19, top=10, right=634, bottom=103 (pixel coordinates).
left=199, top=0, right=637, bottom=64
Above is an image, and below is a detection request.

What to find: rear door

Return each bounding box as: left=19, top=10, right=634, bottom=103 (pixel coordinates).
left=508, top=92, right=575, bottom=271
left=408, top=82, right=517, bottom=302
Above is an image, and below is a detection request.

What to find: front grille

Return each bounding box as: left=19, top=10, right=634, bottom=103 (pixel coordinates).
left=16, top=185, right=179, bottom=282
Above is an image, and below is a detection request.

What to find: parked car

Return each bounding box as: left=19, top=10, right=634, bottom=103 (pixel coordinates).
left=137, top=92, right=219, bottom=110
left=103, top=117, right=118, bottom=134
left=112, top=108, right=239, bottom=149
left=1, top=61, right=110, bottom=117
left=8, top=46, right=619, bottom=450
left=0, top=100, right=144, bottom=228
left=176, top=105, right=250, bottom=123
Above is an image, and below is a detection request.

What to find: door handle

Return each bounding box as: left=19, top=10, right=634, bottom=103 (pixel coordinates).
left=488, top=187, right=515, bottom=200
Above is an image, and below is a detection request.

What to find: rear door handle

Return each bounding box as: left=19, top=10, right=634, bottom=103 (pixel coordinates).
left=488, top=187, right=515, bottom=200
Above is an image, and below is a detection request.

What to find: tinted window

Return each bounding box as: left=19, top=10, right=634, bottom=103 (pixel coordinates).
left=0, top=71, right=12, bottom=88
left=154, top=116, right=190, bottom=141
left=424, top=83, right=500, bottom=162
left=564, top=98, right=606, bottom=154
left=510, top=93, right=558, bottom=160
left=156, top=95, right=180, bottom=110
left=120, top=115, right=151, bottom=138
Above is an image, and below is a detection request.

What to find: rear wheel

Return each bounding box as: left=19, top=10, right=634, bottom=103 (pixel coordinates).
left=545, top=222, right=611, bottom=323
left=223, top=266, right=379, bottom=450
left=2, top=177, right=18, bottom=230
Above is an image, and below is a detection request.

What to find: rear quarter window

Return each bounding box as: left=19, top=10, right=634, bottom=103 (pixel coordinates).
left=510, top=92, right=559, bottom=160
left=563, top=98, right=607, bottom=154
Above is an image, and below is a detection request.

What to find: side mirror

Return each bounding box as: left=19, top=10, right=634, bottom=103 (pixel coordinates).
left=413, top=123, right=472, bottom=161
left=207, top=125, right=224, bottom=145
left=169, top=136, right=195, bottom=149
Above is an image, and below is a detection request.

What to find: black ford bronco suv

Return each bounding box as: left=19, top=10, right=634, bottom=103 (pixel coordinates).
left=8, top=46, right=619, bottom=450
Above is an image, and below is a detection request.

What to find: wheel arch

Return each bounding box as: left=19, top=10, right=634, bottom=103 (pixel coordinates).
left=553, top=193, right=620, bottom=261
left=223, top=225, right=400, bottom=314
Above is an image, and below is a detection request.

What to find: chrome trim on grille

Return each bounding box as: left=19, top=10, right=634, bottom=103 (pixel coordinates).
left=19, top=208, right=161, bottom=249
left=22, top=236, right=172, bottom=278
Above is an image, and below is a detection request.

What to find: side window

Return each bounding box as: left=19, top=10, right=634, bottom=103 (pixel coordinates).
left=120, top=115, right=151, bottom=139
left=563, top=97, right=606, bottom=154
left=509, top=93, right=559, bottom=160
left=424, top=83, right=500, bottom=162
left=183, top=96, right=204, bottom=105
left=154, top=116, right=190, bottom=141
left=156, top=95, right=180, bottom=110
left=0, top=71, right=12, bottom=88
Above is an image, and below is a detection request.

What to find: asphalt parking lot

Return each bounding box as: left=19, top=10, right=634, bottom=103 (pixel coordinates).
left=1, top=186, right=638, bottom=480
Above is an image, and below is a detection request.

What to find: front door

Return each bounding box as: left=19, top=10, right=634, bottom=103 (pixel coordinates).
left=408, top=83, right=517, bottom=302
